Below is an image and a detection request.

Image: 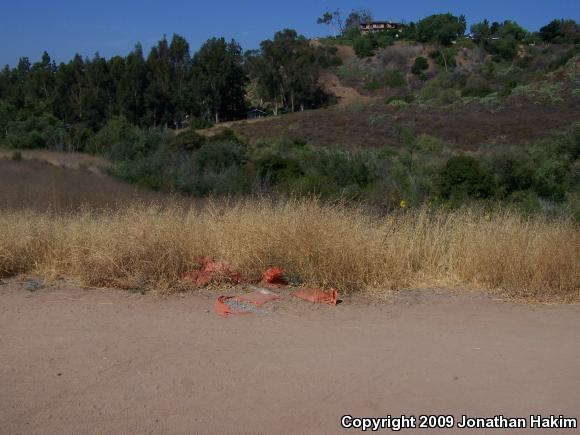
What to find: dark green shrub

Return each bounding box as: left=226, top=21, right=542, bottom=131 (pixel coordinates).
left=491, top=155, right=535, bottom=198
left=533, top=159, right=567, bottom=201
left=438, top=156, right=495, bottom=199
left=4, top=113, right=67, bottom=149
left=490, top=35, right=518, bottom=60
left=170, top=130, right=206, bottom=151
left=342, top=26, right=361, bottom=41
left=430, top=48, right=457, bottom=69
left=411, top=57, right=429, bottom=75
left=363, top=81, right=382, bottom=91
left=375, top=32, right=394, bottom=48
left=384, top=70, right=406, bottom=87
left=194, top=141, right=247, bottom=172
left=255, top=153, right=303, bottom=185
left=87, top=117, right=166, bottom=161
left=461, top=76, right=493, bottom=97
left=308, top=149, right=377, bottom=189
left=353, top=35, right=375, bottom=58
left=209, top=128, right=243, bottom=144
left=187, top=117, right=214, bottom=130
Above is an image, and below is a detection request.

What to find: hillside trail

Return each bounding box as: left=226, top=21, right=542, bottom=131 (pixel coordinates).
left=319, top=70, right=372, bottom=106
left=1, top=282, right=579, bottom=434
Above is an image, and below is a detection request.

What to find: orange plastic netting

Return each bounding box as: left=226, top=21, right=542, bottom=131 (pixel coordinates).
left=291, top=288, right=338, bottom=306
left=214, top=291, right=280, bottom=317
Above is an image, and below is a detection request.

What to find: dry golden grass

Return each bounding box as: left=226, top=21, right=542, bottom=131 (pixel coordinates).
left=0, top=199, right=578, bottom=301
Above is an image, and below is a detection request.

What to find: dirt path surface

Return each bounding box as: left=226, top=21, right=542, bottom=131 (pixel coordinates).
left=0, top=158, right=183, bottom=211
left=320, top=71, right=372, bottom=106
left=0, top=149, right=109, bottom=173
left=1, top=283, right=579, bottom=434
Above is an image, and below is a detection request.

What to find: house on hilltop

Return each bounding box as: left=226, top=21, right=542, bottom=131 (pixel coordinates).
left=360, top=21, right=406, bottom=35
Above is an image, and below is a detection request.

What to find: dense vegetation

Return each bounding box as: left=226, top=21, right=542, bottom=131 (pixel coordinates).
left=89, top=117, right=579, bottom=216
left=0, top=30, right=339, bottom=151
left=322, top=11, right=578, bottom=61
left=1, top=12, right=579, bottom=216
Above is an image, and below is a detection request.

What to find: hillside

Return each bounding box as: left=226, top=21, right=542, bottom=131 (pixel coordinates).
left=207, top=42, right=580, bottom=150
left=0, top=153, right=169, bottom=211
left=1, top=18, right=578, bottom=212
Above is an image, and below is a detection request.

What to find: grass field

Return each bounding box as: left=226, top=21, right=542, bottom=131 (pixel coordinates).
left=1, top=198, right=577, bottom=302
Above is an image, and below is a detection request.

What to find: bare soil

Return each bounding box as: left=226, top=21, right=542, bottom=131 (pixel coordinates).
left=1, top=282, right=578, bottom=434
left=0, top=157, right=174, bottom=212
left=0, top=149, right=109, bottom=173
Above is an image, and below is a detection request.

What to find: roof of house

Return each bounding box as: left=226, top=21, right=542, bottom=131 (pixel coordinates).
left=361, top=21, right=404, bottom=26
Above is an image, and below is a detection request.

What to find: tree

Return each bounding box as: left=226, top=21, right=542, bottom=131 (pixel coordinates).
left=25, top=52, right=56, bottom=105
left=539, top=19, right=580, bottom=44
left=471, top=19, right=529, bottom=60
left=317, top=10, right=343, bottom=36
left=81, top=53, right=114, bottom=129
left=345, top=9, right=373, bottom=31
left=249, top=29, right=329, bottom=114
left=470, top=20, right=490, bottom=43
left=417, top=13, right=466, bottom=45
left=169, top=34, right=192, bottom=124
left=145, top=36, right=174, bottom=127
left=192, top=38, right=246, bottom=123
left=116, top=43, right=148, bottom=125
left=499, top=20, right=528, bottom=42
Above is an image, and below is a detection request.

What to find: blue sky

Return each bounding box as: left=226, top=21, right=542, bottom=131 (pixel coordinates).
left=1, top=0, right=578, bottom=66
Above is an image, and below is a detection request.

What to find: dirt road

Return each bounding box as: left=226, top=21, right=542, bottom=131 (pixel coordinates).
left=1, top=283, right=578, bottom=434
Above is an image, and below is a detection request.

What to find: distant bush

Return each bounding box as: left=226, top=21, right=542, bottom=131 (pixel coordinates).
left=386, top=95, right=415, bottom=105
left=353, top=31, right=395, bottom=58
left=461, top=75, right=493, bottom=97
left=170, top=130, right=206, bottom=151
left=430, top=48, right=458, bottom=70
left=374, top=32, right=395, bottom=49
left=4, top=113, right=67, bottom=150
left=342, top=26, right=361, bottom=41
left=97, top=118, right=578, bottom=212
left=384, top=69, right=406, bottom=87
left=362, top=70, right=405, bottom=91
left=411, top=57, right=429, bottom=75
left=363, top=81, right=383, bottom=91
left=87, top=117, right=169, bottom=161
left=438, top=156, right=495, bottom=200
left=187, top=117, right=214, bottom=130
left=490, top=35, right=519, bottom=60
left=353, top=35, right=375, bottom=58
